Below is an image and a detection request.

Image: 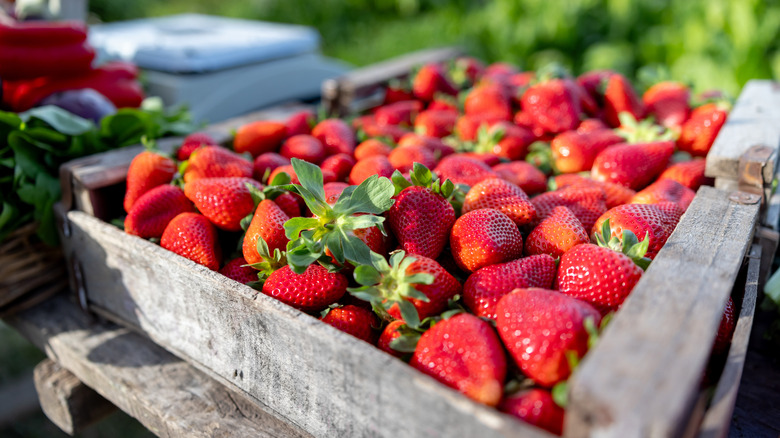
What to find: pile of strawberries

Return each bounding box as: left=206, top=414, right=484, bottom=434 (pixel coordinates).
left=120, top=57, right=735, bottom=436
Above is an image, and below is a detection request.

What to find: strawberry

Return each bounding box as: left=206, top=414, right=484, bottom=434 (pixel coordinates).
left=233, top=120, right=288, bottom=158
left=658, top=159, right=711, bottom=191
left=531, top=186, right=607, bottom=231
left=455, top=113, right=505, bottom=141
left=312, top=118, right=356, bottom=156
left=642, top=81, right=691, bottom=128
left=591, top=141, right=675, bottom=190
left=279, top=134, right=326, bottom=164
left=349, top=155, right=395, bottom=185
left=285, top=109, right=315, bottom=137
left=592, top=203, right=679, bottom=260
left=550, top=129, right=624, bottom=173
left=603, top=73, right=645, bottom=127
left=412, top=63, right=458, bottom=102
left=324, top=182, right=349, bottom=205
left=183, top=146, right=253, bottom=183
left=463, top=254, right=556, bottom=319
left=177, top=132, right=217, bottom=161
left=630, top=178, right=696, bottom=211
left=451, top=56, right=486, bottom=86
left=677, top=102, right=728, bottom=157
left=242, top=199, right=290, bottom=265
left=357, top=116, right=410, bottom=142
left=450, top=208, right=524, bottom=272
left=496, top=288, right=601, bottom=387
left=350, top=251, right=461, bottom=326
left=268, top=164, right=299, bottom=185
left=462, top=178, right=536, bottom=227
left=410, top=313, right=507, bottom=406
left=397, top=133, right=456, bottom=159
left=414, top=109, right=458, bottom=138
left=374, top=100, right=423, bottom=127
left=492, top=161, right=548, bottom=195
left=354, top=138, right=392, bottom=160
left=384, top=83, right=415, bottom=104
left=576, top=70, right=614, bottom=103
left=428, top=97, right=459, bottom=112
left=252, top=152, right=290, bottom=182
left=320, top=153, right=356, bottom=183
left=388, top=144, right=437, bottom=173
left=272, top=191, right=301, bottom=218
left=525, top=206, right=589, bottom=258
left=125, top=185, right=195, bottom=239
left=464, top=83, right=512, bottom=120
left=577, top=118, right=610, bottom=132
left=377, top=320, right=406, bottom=357
left=459, top=152, right=502, bottom=167
left=184, top=177, right=262, bottom=231
left=123, top=150, right=176, bottom=213
left=388, top=165, right=457, bottom=260
left=161, top=212, right=222, bottom=271
left=219, top=256, right=259, bottom=285
left=262, top=264, right=347, bottom=313
left=499, top=389, right=564, bottom=436
left=320, top=304, right=380, bottom=344
left=472, top=122, right=536, bottom=161
left=521, top=78, right=581, bottom=134
left=513, top=111, right=547, bottom=139
left=713, top=297, right=735, bottom=356
left=553, top=174, right=636, bottom=209
left=433, top=155, right=497, bottom=187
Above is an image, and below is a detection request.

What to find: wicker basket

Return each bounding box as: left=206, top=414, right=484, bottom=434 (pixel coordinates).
left=0, top=222, right=67, bottom=311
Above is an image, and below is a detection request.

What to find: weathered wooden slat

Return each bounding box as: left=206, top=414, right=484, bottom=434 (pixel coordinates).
left=697, top=244, right=760, bottom=438
left=6, top=295, right=313, bottom=438
left=567, top=186, right=760, bottom=438
left=705, top=80, right=780, bottom=183
left=57, top=207, right=550, bottom=438
left=34, top=358, right=117, bottom=435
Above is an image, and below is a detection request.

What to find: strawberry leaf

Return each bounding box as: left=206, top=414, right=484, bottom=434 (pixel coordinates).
left=397, top=299, right=421, bottom=329
left=410, top=162, right=433, bottom=187
left=334, top=174, right=394, bottom=216
left=392, top=170, right=412, bottom=195
left=240, top=212, right=253, bottom=231
left=389, top=331, right=422, bottom=353
left=269, top=171, right=291, bottom=186
left=354, top=264, right=381, bottom=286
left=290, top=157, right=327, bottom=205
left=284, top=217, right=320, bottom=240
left=552, top=381, right=568, bottom=408
left=341, top=234, right=373, bottom=266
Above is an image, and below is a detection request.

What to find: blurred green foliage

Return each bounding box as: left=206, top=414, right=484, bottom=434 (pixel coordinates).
left=88, top=0, right=780, bottom=95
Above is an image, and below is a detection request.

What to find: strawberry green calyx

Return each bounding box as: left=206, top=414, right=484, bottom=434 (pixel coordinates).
left=473, top=124, right=506, bottom=155
left=615, top=112, right=677, bottom=143
left=594, top=219, right=652, bottom=270
left=245, top=236, right=287, bottom=287
left=284, top=158, right=394, bottom=273
left=348, top=251, right=434, bottom=329
left=391, top=163, right=466, bottom=212
left=526, top=141, right=554, bottom=174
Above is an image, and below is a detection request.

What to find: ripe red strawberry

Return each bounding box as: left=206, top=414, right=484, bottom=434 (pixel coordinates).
left=642, top=81, right=691, bottom=128
left=268, top=164, right=299, bottom=185
left=384, top=83, right=415, bottom=104
left=473, top=122, right=536, bottom=161
left=219, top=256, right=259, bottom=284
left=349, top=155, right=395, bottom=185
left=591, top=141, right=675, bottom=190
left=389, top=186, right=456, bottom=260
left=377, top=320, right=406, bottom=357
left=434, top=155, right=497, bottom=187
left=412, top=63, right=459, bottom=101
left=312, top=118, right=356, bottom=156
left=455, top=113, right=505, bottom=141
left=713, top=297, right=735, bottom=356
left=630, top=178, right=696, bottom=211
left=659, top=159, right=711, bottom=191
left=354, top=139, right=392, bottom=160
left=576, top=70, right=614, bottom=103
left=450, top=208, right=524, bottom=272
left=242, top=199, right=290, bottom=265
left=577, top=118, right=610, bottom=132
left=464, top=83, right=513, bottom=120
left=320, top=153, right=356, bottom=183
left=374, top=100, right=423, bottom=127
left=525, top=206, right=589, bottom=258
left=285, top=109, right=315, bottom=137
left=183, top=146, right=253, bottom=183
left=324, top=182, right=349, bottom=205
left=320, top=304, right=380, bottom=344
left=388, top=144, right=437, bottom=173
left=414, top=109, right=457, bottom=138
left=123, top=150, right=176, bottom=213
left=592, top=203, right=678, bottom=260
left=496, top=288, right=601, bottom=387
left=177, top=132, right=217, bottom=161
left=459, top=152, right=501, bottom=167
left=357, top=115, right=410, bottom=142
left=603, top=73, right=645, bottom=127
left=521, top=79, right=582, bottom=134
left=125, top=185, right=195, bottom=239
left=513, top=111, right=547, bottom=139
left=499, top=389, right=564, bottom=436
left=556, top=243, right=644, bottom=315
left=463, top=255, right=556, bottom=319
left=550, top=129, right=624, bottom=173
left=262, top=264, right=348, bottom=313
left=428, top=97, right=459, bottom=112
left=252, top=152, right=290, bottom=182
left=531, top=186, right=607, bottom=231
left=677, top=103, right=728, bottom=157
left=161, top=212, right=222, bottom=271
left=397, top=133, right=456, bottom=159
left=279, top=134, right=326, bottom=164
left=410, top=313, right=507, bottom=406
left=233, top=120, right=288, bottom=158
left=184, top=177, right=262, bottom=231
left=553, top=174, right=636, bottom=209
left=492, top=161, right=548, bottom=195
left=462, top=178, right=536, bottom=227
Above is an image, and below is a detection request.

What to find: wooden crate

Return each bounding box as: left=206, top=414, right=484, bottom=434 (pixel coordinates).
left=56, top=73, right=778, bottom=437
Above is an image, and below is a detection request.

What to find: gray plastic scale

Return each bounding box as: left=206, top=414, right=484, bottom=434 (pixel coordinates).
left=89, top=13, right=349, bottom=122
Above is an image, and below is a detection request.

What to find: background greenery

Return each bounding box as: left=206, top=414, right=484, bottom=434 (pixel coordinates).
left=86, top=0, right=780, bottom=96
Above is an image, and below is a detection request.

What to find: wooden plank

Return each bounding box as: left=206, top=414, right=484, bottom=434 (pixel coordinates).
left=697, top=244, right=760, bottom=438
left=6, top=295, right=313, bottom=438
left=34, top=358, right=117, bottom=435
left=567, top=186, right=760, bottom=438
left=705, top=80, right=780, bottom=182
left=57, top=207, right=551, bottom=438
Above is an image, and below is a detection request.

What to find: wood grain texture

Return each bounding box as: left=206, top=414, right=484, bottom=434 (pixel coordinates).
left=58, top=209, right=551, bottom=438
left=567, top=186, right=760, bottom=438
left=7, top=295, right=313, bottom=438
left=34, top=358, right=117, bottom=435
left=705, top=80, right=780, bottom=182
